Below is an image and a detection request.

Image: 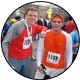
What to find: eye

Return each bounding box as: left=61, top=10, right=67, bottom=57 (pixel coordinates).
left=53, top=21, right=61, bottom=23
left=34, top=15, right=37, bottom=17
left=53, top=21, right=57, bottom=23
left=57, top=21, right=61, bottom=23
left=28, top=15, right=37, bottom=17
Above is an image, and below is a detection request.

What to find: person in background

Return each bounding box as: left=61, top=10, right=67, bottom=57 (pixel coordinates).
left=65, top=20, right=79, bottom=62
left=47, top=21, right=52, bottom=29
left=2, top=7, right=47, bottom=78
left=43, top=18, right=48, bottom=27
left=35, top=14, right=73, bottom=79
left=2, top=21, right=10, bottom=41
left=2, top=18, right=17, bottom=41
left=9, top=18, right=17, bottom=26
left=37, top=18, right=43, bottom=26
left=65, top=16, right=73, bottom=33
left=15, top=15, right=22, bottom=21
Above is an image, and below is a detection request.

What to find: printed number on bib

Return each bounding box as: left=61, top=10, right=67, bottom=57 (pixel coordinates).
left=23, top=36, right=32, bottom=49
left=47, top=52, right=61, bottom=64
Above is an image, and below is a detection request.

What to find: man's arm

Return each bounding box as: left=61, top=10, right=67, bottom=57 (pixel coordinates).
left=36, top=37, right=44, bottom=73
left=33, top=24, right=47, bottom=38
left=2, top=23, right=18, bottom=60
left=65, top=34, right=73, bottom=68
left=37, top=37, right=44, bottom=66
left=73, top=43, right=79, bottom=48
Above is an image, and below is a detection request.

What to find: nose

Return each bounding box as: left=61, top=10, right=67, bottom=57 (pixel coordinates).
left=32, top=16, right=35, bottom=18
left=31, top=15, right=37, bottom=18
left=55, top=22, right=59, bottom=25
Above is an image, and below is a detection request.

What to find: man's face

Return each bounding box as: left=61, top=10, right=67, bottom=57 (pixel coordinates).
left=25, top=10, right=37, bottom=25
left=51, top=18, right=63, bottom=32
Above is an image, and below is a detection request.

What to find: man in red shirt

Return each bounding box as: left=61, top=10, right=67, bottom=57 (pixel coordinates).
left=2, top=7, right=47, bottom=78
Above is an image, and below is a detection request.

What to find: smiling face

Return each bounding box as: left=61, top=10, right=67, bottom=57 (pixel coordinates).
left=25, top=10, right=37, bottom=25
left=51, top=18, right=63, bottom=32
left=51, top=15, right=64, bottom=32
left=25, top=7, right=38, bottom=27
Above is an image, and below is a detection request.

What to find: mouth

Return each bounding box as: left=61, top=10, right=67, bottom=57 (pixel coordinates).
left=54, top=26, right=58, bottom=28
left=30, top=21, right=36, bottom=24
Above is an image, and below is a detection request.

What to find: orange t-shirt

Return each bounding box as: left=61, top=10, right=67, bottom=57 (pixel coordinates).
left=42, top=30, right=66, bottom=69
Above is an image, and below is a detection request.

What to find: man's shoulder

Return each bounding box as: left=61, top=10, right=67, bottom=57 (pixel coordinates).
left=46, top=29, right=51, bottom=33
left=9, top=20, right=25, bottom=34
left=62, top=30, right=71, bottom=38
left=62, top=30, right=69, bottom=35
left=14, top=20, right=24, bottom=26
left=11, top=20, right=25, bottom=29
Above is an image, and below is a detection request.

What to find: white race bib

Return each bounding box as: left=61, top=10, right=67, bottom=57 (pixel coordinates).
left=47, top=52, right=61, bottom=64
left=23, top=36, right=32, bottom=49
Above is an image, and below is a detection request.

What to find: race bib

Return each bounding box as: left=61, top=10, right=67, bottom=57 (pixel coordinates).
left=23, top=36, right=32, bottom=49
left=47, top=52, right=61, bottom=64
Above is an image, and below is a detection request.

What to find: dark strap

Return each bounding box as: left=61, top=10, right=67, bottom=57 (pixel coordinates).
left=41, top=64, right=50, bottom=79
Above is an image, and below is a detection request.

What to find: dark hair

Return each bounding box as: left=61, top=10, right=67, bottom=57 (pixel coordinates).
left=68, top=16, right=73, bottom=21
left=25, top=7, right=38, bottom=15
left=15, top=15, right=21, bottom=21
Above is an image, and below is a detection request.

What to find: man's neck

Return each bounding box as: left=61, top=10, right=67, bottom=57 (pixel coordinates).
left=27, top=24, right=31, bottom=28
left=52, top=29, right=62, bottom=33
left=25, top=20, right=31, bottom=28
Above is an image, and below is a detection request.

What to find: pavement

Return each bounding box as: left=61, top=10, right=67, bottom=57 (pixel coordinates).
left=29, top=40, right=39, bottom=79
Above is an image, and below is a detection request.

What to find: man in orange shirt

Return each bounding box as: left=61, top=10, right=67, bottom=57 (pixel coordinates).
left=35, top=14, right=73, bottom=79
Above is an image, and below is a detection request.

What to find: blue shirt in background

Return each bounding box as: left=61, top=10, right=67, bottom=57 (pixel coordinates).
left=70, top=30, right=79, bottom=54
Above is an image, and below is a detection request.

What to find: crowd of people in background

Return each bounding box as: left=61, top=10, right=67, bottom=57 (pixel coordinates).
left=2, top=15, right=23, bottom=41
